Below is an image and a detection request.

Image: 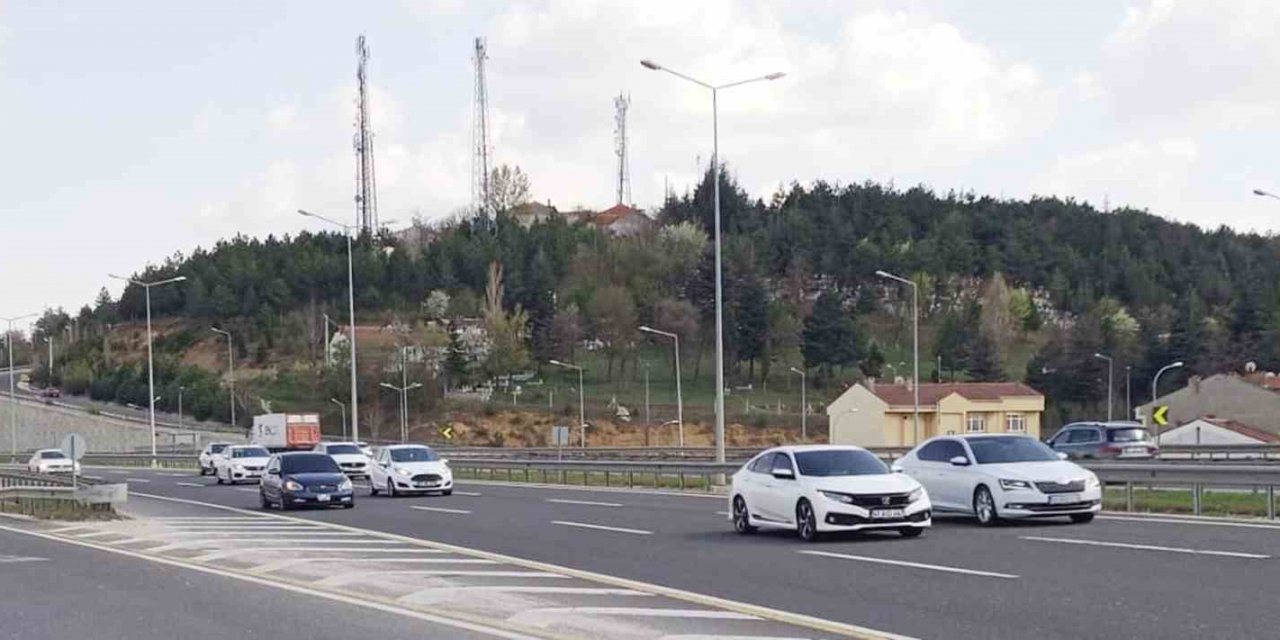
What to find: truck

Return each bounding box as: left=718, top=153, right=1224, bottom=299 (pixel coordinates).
left=250, top=413, right=322, bottom=452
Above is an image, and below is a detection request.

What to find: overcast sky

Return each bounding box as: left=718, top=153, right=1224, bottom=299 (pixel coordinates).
left=5, top=0, right=1280, bottom=325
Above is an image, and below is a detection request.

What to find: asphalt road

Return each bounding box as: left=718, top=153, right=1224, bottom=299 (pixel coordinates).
left=91, top=467, right=1280, bottom=640
left=0, top=523, right=498, bottom=639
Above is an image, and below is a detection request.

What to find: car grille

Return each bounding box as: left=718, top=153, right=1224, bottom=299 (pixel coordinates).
left=827, top=510, right=931, bottom=526
left=306, top=484, right=339, bottom=492
left=341, top=462, right=366, bottom=469
left=1036, top=480, right=1085, bottom=494
left=412, top=473, right=443, bottom=483
left=243, top=466, right=264, bottom=472
left=844, top=492, right=912, bottom=507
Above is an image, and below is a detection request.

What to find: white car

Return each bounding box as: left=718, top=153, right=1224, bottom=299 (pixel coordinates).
left=214, top=445, right=271, bottom=485
left=897, top=434, right=1102, bottom=526
left=314, top=441, right=371, bottom=479
left=369, top=444, right=453, bottom=497
left=198, top=442, right=233, bottom=476
left=27, top=449, right=79, bottom=474
left=356, top=441, right=373, bottom=458
left=729, top=445, right=931, bottom=542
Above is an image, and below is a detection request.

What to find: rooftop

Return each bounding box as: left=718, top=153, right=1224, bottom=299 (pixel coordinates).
left=870, top=382, right=1043, bottom=406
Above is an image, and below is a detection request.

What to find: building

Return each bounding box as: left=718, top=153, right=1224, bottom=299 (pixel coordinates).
left=826, top=381, right=1045, bottom=447
left=1159, top=416, right=1280, bottom=446
left=509, top=201, right=559, bottom=227
left=592, top=204, right=654, bottom=237
left=1136, top=373, right=1280, bottom=436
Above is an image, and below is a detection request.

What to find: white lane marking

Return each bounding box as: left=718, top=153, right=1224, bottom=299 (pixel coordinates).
left=250, top=557, right=470, bottom=573
left=452, top=491, right=483, bottom=497
left=715, top=511, right=730, bottom=516
left=73, top=530, right=128, bottom=539
left=236, top=488, right=259, bottom=493
left=159, top=473, right=191, bottom=477
left=315, top=570, right=567, bottom=587
left=410, top=506, right=472, bottom=515
left=799, top=550, right=1019, bottom=580
left=514, top=607, right=758, bottom=621
left=124, top=478, right=151, bottom=483
left=547, top=498, right=624, bottom=508
left=1099, top=514, right=1280, bottom=531
left=46, top=526, right=90, bottom=534
left=175, top=482, right=203, bottom=487
left=0, top=555, right=48, bottom=564
left=397, top=586, right=653, bottom=601
left=552, top=521, right=653, bottom=536
left=659, top=636, right=810, bottom=640
left=192, top=548, right=446, bottom=561
left=152, top=517, right=267, bottom=521
left=143, top=539, right=401, bottom=552
left=143, top=531, right=365, bottom=537
left=1020, top=536, right=1272, bottom=559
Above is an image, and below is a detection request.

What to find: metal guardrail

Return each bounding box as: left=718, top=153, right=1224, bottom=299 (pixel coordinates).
left=0, top=469, right=127, bottom=506
left=436, top=445, right=916, bottom=461
left=449, top=458, right=742, bottom=492
left=1158, top=444, right=1280, bottom=460
left=1083, top=461, right=1280, bottom=519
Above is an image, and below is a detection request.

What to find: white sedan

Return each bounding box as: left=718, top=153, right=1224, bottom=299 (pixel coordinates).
left=214, top=445, right=271, bottom=485
left=198, top=442, right=233, bottom=476
left=730, top=445, right=931, bottom=542
left=369, top=444, right=453, bottom=497
left=27, top=449, right=79, bottom=474
left=896, top=434, right=1102, bottom=526
left=313, top=441, right=371, bottom=479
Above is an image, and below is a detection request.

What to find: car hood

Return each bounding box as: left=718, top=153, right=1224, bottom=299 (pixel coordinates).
left=389, top=461, right=450, bottom=475
left=977, top=460, right=1092, bottom=483
left=329, top=453, right=369, bottom=464
left=228, top=457, right=269, bottom=467
left=42, top=460, right=73, bottom=467
left=804, top=473, right=920, bottom=494
left=285, top=472, right=348, bottom=485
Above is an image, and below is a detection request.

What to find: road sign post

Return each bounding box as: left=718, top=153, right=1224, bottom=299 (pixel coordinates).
left=61, top=432, right=86, bottom=489
left=552, top=425, right=570, bottom=461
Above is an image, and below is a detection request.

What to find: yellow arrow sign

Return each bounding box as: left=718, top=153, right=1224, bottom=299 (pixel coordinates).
left=1153, top=405, right=1169, bottom=426
left=439, top=425, right=454, bottom=440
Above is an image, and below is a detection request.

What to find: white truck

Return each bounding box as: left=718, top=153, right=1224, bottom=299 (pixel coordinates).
left=250, top=413, right=322, bottom=452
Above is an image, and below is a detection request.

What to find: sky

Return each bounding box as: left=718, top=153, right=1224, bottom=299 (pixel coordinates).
left=5, top=0, right=1280, bottom=326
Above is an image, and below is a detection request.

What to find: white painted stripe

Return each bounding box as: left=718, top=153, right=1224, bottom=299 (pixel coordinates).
left=152, top=517, right=268, bottom=521
left=159, top=473, right=190, bottom=477
left=547, top=498, right=623, bottom=508
left=452, top=491, right=483, bottom=496
left=1020, top=535, right=1271, bottom=559
left=236, top=488, right=259, bottom=493
left=659, top=636, right=810, bottom=640
left=715, top=511, right=730, bottom=516
left=191, top=548, right=445, bottom=561
left=73, top=530, right=128, bottom=539
left=398, top=586, right=653, bottom=601
left=409, top=506, right=472, bottom=515
left=315, top=570, right=566, bottom=587
left=145, top=531, right=364, bottom=537
left=175, top=482, right=203, bottom=487
left=124, top=478, right=151, bottom=483
left=46, top=526, right=90, bottom=534
left=250, top=557, right=468, bottom=573
left=552, top=521, right=653, bottom=536
left=1099, top=514, right=1280, bottom=531
left=0, top=555, right=47, bottom=564
left=143, top=539, right=400, bottom=552
left=799, top=550, right=1019, bottom=579
left=514, top=607, right=758, bottom=621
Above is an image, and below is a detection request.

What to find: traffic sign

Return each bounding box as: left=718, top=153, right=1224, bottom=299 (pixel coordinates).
left=1153, top=405, right=1170, bottom=426
left=60, top=433, right=86, bottom=461
left=439, top=425, right=454, bottom=441
left=551, top=426, right=571, bottom=446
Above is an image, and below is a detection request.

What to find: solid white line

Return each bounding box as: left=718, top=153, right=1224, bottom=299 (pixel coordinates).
left=152, top=517, right=267, bottom=521
left=514, top=607, right=757, bottom=620
left=798, top=550, right=1019, bottom=580
left=159, top=473, right=191, bottom=477
left=398, top=586, right=653, bottom=601
left=250, top=557, right=469, bottom=573
left=1020, top=536, right=1271, bottom=559
left=547, top=498, right=624, bottom=508
left=410, top=506, right=472, bottom=515
left=314, top=570, right=566, bottom=587
left=192, top=548, right=445, bottom=561
left=1099, top=514, right=1280, bottom=531
left=175, top=482, right=203, bottom=487
left=142, top=539, right=399, bottom=552
left=714, top=511, right=730, bottom=516
left=452, top=491, right=483, bottom=496
left=73, top=530, right=127, bottom=539
left=659, top=636, right=809, bottom=640
left=236, top=488, right=259, bottom=493
left=143, top=531, right=365, bottom=537
left=0, top=555, right=48, bottom=564
left=124, top=478, right=151, bottom=483
left=552, top=521, right=653, bottom=536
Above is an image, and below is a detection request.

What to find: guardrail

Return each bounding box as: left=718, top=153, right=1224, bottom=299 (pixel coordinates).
left=435, top=445, right=916, bottom=461
left=448, top=458, right=742, bottom=492
left=1083, top=461, right=1280, bottom=519
left=0, top=469, right=127, bottom=515
left=1158, top=444, right=1280, bottom=460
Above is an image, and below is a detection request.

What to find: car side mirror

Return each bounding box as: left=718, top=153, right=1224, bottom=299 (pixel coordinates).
left=949, top=456, right=970, bottom=467
left=267, top=469, right=280, bottom=476
left=1057, top=452, right=1068, bottom=460
left=380, top=462, right=390, bottom=468
left=772, top=468, right=795, bottom=480
left=441, top=458, right=450, bottom=465
left=890, top=463, right=904, bottom=474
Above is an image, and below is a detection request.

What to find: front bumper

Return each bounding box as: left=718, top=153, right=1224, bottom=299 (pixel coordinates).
left=282, top=489, right=355, bottom=506
left=229, top=469, right=264, bottom=482
left=999, top=486, right=1103, bottom=517
left=391, top=476, right=454, bottom=492
left=815, top=498, right=933, bottom=532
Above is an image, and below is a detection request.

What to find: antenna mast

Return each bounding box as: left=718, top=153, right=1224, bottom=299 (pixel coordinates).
left=614, top=92, right=631, bottom=206
left=354, top=34, right=378, bottom=235
left=472, top=37, right=492, bottom=216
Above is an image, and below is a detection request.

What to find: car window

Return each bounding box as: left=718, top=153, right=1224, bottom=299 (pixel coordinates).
left=794, top=449, right=888, bottom=476
left=232, top=447, right=269, bottom=458
left=1109, top=428, right=1149, bottom=443
left=938, top=440, right=968, bottom=461
left=770, top=452, right=794, bottom=474
left=42, top=451, right=66, bottom=459
left=967, top=436, right=1060, bottom=464
left=326, top=444, right=363, bottom=455
left=916, top=441, right=949, bottom=462
left=747, top=453, right=772, bottom=473
left=280, top=454, right=340, bottom=474
left=210, top=444, right=228, bottom=454
left=1068, top=429, right=1100, bottom=444
left=389, top=447, right=440, bottom=462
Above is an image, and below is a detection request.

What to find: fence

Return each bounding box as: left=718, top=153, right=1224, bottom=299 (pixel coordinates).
left=0, top=469, right=127, bottom=518
left=1084, top=461, right=1280, bottom=519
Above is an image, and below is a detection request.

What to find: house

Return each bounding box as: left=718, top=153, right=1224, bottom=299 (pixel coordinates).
left=327, top=324, right=430, bottom=373
left=592, top=204, right=654, bottom=237
left=1159, top=416, right=1280, bottom=446
left=826, top=381, right=1045, bottom=447
left=1136, top=373, right=1280, bottom=436
left=509, top=201, right=559, bottom=227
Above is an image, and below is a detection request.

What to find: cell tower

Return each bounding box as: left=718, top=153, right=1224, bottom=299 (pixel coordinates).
left=354, top=34, right=379, bottom=235
left=614, top=93, right=631, bottom=206
left=472, top=37, right=492, bottom=216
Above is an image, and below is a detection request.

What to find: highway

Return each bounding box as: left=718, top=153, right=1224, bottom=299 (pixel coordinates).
left=50, top=466, right=1280, bottom=639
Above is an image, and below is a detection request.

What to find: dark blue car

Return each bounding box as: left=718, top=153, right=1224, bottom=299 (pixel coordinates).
left=260, top=452, right=355, bottom=510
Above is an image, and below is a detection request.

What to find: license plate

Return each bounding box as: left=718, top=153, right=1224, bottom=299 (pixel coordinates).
left=1048, top=493, right=1081, bottom=505
left=316, top=494, right=330, bottom=502
left=871, top=508, right=905, bottom=519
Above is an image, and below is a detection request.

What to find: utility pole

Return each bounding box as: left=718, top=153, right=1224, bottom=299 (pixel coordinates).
left=109, top=275, right=186, bottom=464
left=211, top=328, right=236, bottom=428
left=331, top=398, right=347, bottom=440
left=472, top=37, right=492, bottom=216
left=354, top=34, right=379, bottom=235
left=1125, top=365, right=1132, bottom=420
left=877, top=270, right=920, bottom=445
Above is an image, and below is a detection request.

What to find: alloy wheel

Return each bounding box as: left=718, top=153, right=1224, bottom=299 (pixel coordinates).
left=733, top=496, right=756, bottom=534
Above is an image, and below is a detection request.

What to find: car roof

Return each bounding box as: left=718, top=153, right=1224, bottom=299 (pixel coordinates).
left=228, top=444, right=265, bottom=449
left=320, top=441, right=359, bottom=447
left=1063, top=421, right=1143, bottom=429
left=35, top=448, right=61, bottom=453
left=382, top=443, right=430, bottom=449
left=277, top=451, right=328, bottom=457
left=766, top=444, right=870, bottom=454
left=954, top=433, right=1035, bottom=440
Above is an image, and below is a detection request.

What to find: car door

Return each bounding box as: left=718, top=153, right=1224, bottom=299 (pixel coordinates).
left=1054, top=428, right=1083, bottom=458
left=905, top=441, right=953, bottom=510
left=370, top=448, right=389, bottom=490
left=262, top=457, right=282, bottom=500
left=758, top=452, right=800, bottom=524
left=932, top=439, right=975, bottom=510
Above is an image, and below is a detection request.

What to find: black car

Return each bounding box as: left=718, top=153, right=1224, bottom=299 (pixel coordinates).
left=1047, top=422, right=1158, bottom=460
left=260, top=452, right=355, bottom=510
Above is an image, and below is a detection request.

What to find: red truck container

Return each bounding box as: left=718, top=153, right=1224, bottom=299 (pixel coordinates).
left=250, top=413, right=322, bottom=451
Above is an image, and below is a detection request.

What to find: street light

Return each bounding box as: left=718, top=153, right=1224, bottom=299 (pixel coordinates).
left=299, top=209, right=360, bottom=443
left=876, top=270, right=920, bottom=445
left=639, top=325, right=683, bottom=446
left=108, top=274, right=186, bottom=463
left=1125, top=365, right=1132, bottom=420
left=43, top=336, right=53, bottom=377
left=177, top=385, right=185, bottom=429
left=789, top=367, right=807, bottom=441
left=330, top=398, right=347, bottom=440
left=642, top=58, right=784, bottom=469
left=1151, top=361, right=1184, bottom=446
left=210, top=327, right=236, bottom=428
left=1253, top=188, right=1280, bottom=201
left=380, top=381, right=422, bottom=443
left=3, top=312, right=37, bottom=457
left=549, top=359, right=586, bottom=447
left=1094, top=352, right=1113, bottom=422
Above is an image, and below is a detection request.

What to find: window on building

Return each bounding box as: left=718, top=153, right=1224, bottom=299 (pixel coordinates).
left=966, top=414, right=987, bottom=433
left=1006, top=414, right=1026, bottom=433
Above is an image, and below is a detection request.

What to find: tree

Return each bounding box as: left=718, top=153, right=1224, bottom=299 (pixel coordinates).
left=734, top=274, right=768, bottom=380
left=967, top=329, right=1003, bottom=381
left=549, top=304, right=583, bottom=361
left=802, top=292, right=857, bottom=378
left=487, top=165, right=532, bottom=214
left=764, top=302, right=801, bottom=382
left=482, top=262, right=531, bottom=378
left=423, top=290, right=450, bottom=319
left=587, top=286, right=636, bottom=379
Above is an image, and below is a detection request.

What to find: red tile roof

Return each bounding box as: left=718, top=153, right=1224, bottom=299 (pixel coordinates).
left=1173, top=417, right=1280, bottom=443
left=870, top=382, right=1042, bottom=406
left=594, top=204, right=639, bottom=226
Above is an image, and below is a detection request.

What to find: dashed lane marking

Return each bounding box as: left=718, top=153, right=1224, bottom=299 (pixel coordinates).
left=192, top=548, right=447, bottom=562
left=551, top=521, right=653, bottom=536
left=397, top=586, right=654, bottom=601
left=0, top=555, right=47, bottom=564
left=799, top=550, right=1019, bottom=580
left=124, top=478, right=151, bottom=483
left=175, top=482, right=203, bottom=487
left=410, top=506, right=473, bottom=515
left=512, top=607, right=759, bottom=621
left=314, top=570, right=569, bottom=587
left=1020, top=535, right=1272, bottom=559
left=546, top=498, right=624, bottom=508
left=452, top=491, right=483, bottom=496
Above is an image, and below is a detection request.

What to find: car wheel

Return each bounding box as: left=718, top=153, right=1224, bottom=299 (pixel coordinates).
left=388, top=479, right=397, bottom=498
left=259, top=491, right=270, bottom=510
left=370, top=480, right=380, bottom=496
left=441, top=489, right=453, bottom=497
left=1070, top=513, right=1095, bottom=524
left=898, top=526, right=924, bottom=538
left=278, top=494, right=291, bottom=511
left=732, top=496, right=756, bottom=534
left=796, top=499, right=820, bottom=542
left=199, top=465, right=208, bottom=476
left=215, top=472, right=224, bottom=485
left=974, top=485, right=1000, bottom=526
left=343, top=502, right=355, bottom=509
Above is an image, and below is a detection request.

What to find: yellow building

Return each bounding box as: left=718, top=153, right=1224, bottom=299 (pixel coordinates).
left=827, top=381, right=1045, bottom=448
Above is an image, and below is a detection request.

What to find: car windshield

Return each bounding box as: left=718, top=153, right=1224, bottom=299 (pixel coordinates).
left=42, top=451, right=66, bottom=459
left=280, top=454, right=341, bottom=474
left=210, top=444, right=228, bottom=454
left=390, top=447, right=440, bottom=462
left=968, top=436, right=1060, bottom=464
left=1109, top=428, right=1149, bottom=443
left=794, top=449, right=889, bottom=476
left=326, top=444, right=363, bottom=455
left=232, top=447, right=269, bottom=458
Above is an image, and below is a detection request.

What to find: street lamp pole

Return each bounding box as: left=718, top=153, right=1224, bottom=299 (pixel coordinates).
left=641, top=59, right=784, bottom=468
left=1094, top=353, right=1113, bottom=422
left=549, top=360, right=586, bottom=447
left=330, top=398, right=347, bottom=440
left=44, top=336, right=53, bottom=376
left=876, top=270, right=920, bottom=444
left=639, top=325, right=683, bottom=446
left=299, top=209, right=360, bottom=443
left=380, top=381, right=422, bottom=443
left=1151, top=361, right=1184, bottom=446
left=789, top=367, right=807, bottom=441
left=210, top=327, right=236, bottom=427
left=110, top=274, right=186, bottom=463
left=3, top=313, right=37, bottom=457
left=177, top=385, right=185, bottom=429
left=1125, top=365, right=1132, bottom=420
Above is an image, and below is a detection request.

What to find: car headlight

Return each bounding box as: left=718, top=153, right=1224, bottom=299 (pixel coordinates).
left=394, top=466, right=411, bottom=476
left=1086, top=474, right=1101, bottom=489
left=283, top=480, right=303, bottom=492
left=233, top=464, right=245, bottom=471
left=818, top=490, right=855, bottom=504
left=339, top=478, right=353, bottom=491
left=999, top=479, right=1033, bottom=491
left=908, top=487, right=925, bottom=503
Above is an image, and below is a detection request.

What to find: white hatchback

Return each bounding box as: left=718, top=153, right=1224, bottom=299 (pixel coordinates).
left=198, top=442, right=233, bottom=476
left=214, top=445, right=271, bottom=485
left=369, top=444, right=453, bottom=497
left=313, top=442, right=371, bottom=479
left=897, top=434, right=1102, bottom=526
left=730, top=445, right=931, bottom=541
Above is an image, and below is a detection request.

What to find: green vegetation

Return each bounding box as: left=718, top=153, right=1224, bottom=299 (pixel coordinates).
left=1103, top=487, right=1278, bottom=518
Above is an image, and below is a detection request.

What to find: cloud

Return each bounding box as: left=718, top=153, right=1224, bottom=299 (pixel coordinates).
left=1031, top=137, right=1199, bottom=217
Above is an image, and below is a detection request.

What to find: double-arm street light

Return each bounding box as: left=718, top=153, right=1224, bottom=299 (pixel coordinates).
left=108, top=274, right=186, bottom=462
left=330, top=398, right=348, bottom=440
left=876, top=270, right=920, bottom=445
left=380, top=381, right=422, bottom=443
left=1094, top=352, right=1113, bottom=422
left=1151, top=361, right=1184, bottom=446
left=638, top=325, right=683, bottom=446
left=210, top=327, right=236, bottom=427
left=641, top=58, right=784, bottom=468
left=789, top=367, right=807, bottom=441
left=3, top=312, right=37, bottom=457
left=299, top=209, right=360, bottom=443
left=549, top=359, right=586, bottom=447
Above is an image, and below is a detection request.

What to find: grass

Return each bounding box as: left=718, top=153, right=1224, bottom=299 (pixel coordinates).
left=1104, top=487, right=1277, bottom=518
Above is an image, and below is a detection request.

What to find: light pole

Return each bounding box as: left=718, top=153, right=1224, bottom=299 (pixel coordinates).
left=1151, top=361, right=1184, bottom=446
left=299, top=209, right=360, bottom=443
left=876, top=270, right=920, bottom=445
left=43, top=336, right=53, bottom=378
left=549, top=359, right=586, bottom=447
left=322, top=313, right=341, bottom=368
left=641, top=59, right=784, bottom=468
left=177, top=385, right=185, bottom=429
left=210, top=327, right=236, bottom=427
left=3, top=313, right=37, bottom=457
left=109, top=274, right=186, bottom=463
left=1125, top=365, right=1132, bottom=420
left=380, top=382, right=422, bottom=443
left=1094, top=352, right=1113, bottom=422
left=1253, top=188, right=1280, bottom=201
left=789, top=367, right=807, bottom=441
left=642, top=361, right=651, bottom=427
left=330, top=398, right=347, bottom=440
left=639, top=325, right=684, bottom=447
